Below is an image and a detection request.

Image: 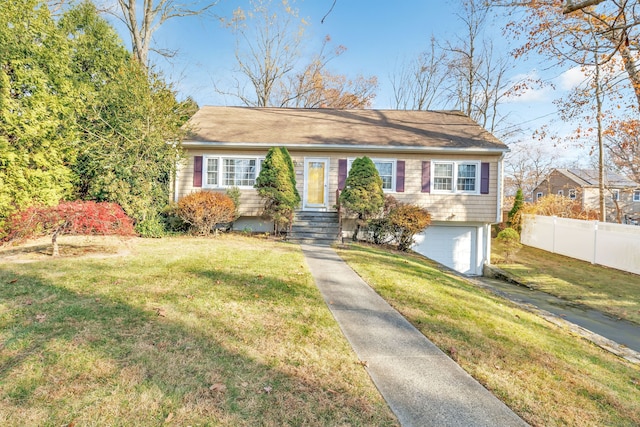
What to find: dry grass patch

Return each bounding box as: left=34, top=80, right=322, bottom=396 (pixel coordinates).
left=0, top=235, right=396, bottom=426
left=337, top=243, right=640, bottom=427
left=492, top=240, right=640, bottom=325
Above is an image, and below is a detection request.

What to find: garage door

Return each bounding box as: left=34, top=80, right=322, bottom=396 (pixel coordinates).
left=413, top=226, right=477, bottom=275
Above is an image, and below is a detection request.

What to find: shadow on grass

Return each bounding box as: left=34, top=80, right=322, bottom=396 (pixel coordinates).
left=336, top=243, right=640, bottom=426
left=0, top=263, right=396, bottom=426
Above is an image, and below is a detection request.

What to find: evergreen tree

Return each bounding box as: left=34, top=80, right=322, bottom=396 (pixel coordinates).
left=255, top=147, right=301, bottom=233
left=339, top=156, right=384, bottom=240
left=0, top=0, right=78, bottom=221
left=61, top=2, right=190, bottom=225
left=0, top=0, right=192, bottom=230
left=508, top=188, right=525, bottom=231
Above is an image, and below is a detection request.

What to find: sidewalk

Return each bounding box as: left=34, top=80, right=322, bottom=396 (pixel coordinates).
left=301, top=244, right=528, bottom=427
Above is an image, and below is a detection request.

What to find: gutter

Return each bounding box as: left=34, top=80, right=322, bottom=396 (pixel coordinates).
left=181, top=140, right=509, bottom=155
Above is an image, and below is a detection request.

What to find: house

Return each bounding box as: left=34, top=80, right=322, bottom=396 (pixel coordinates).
left=532, top=168, right=640, bottom=223
left=174, top=107, right=509, bottom=275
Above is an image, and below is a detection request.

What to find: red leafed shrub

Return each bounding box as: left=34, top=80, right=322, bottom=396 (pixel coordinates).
left=3, top=201, right=135, bottom=256
left=177, top=191, right=236, bottom=236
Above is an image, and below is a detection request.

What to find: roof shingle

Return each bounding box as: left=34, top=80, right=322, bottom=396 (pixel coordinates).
left=184, top=107, right=508, bottom=152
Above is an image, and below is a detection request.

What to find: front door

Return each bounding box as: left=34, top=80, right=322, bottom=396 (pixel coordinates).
left=304, top=158, right=329, bottom=210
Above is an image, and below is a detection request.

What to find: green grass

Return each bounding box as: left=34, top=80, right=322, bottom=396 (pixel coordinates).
left=337, top=243, right=640, bottom=427
left=492, top=240, right=640, bottom=325
left=0, top=236, right=397, bottom=426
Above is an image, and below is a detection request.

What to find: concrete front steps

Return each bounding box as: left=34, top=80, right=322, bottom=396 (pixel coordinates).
left=288, top=211, right=340, bottom=245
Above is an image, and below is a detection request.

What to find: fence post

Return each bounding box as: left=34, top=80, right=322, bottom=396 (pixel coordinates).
left=552, top=216, right=557, bottom=254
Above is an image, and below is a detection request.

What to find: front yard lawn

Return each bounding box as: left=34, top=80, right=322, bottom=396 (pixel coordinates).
left=3, top=235, right=639, bottom=426
left=338, top=243, right=640, bottom=427
left=492, top=239, right=640, bottom=325
left=0, top=236, right=396, bottom=426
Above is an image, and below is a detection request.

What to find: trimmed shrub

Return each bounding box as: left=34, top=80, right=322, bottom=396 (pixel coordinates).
left=161, top=202, right=188, bottom=233
left=387, top=204, right=431, bottom=251
left=255, top=147, right=300, bottom=234
left=339, top=156, right=384, bottom=240
left=367, top=195, right=400, bottom=244
left=177, top=191, right=235, bottom=236
left=365, top=197, right=431, bottom=251
left=3, top=201, right=135, bottom=256
left=496, top=227, right=522, bottom=262
left=135, top=216, right=166, bottom=238
left=226, top=187, right=242, bottom=222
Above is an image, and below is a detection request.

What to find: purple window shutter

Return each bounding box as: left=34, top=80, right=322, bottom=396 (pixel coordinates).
left=338, top=159, right=347, bottom=190
left=193, top=156, right=203, bottom=188
left=480, top=162, right=490, bottom=194
left=396, top=160, right=405, bottom=192
left=421, top=161, right=431, bottom=193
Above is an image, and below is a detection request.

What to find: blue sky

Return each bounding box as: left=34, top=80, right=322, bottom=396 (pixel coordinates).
left=146, top=0, right=464, bottom=107
left=106, top=0, right=593, bottom=164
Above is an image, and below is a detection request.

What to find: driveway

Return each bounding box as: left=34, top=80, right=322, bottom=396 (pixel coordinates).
left=472, top=274, right=640, bottom=363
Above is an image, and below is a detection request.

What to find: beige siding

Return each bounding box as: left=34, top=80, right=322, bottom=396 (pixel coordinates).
left=533, top=171, right=583, bottom=203
left=176, top=150, right=265, bottom=216
left=176, top=148, right=502, bottom=223
left=533, top=170, right=640, bottom=221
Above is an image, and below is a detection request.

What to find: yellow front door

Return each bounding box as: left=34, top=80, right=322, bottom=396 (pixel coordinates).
left=306, top=159, right=327, bottom=208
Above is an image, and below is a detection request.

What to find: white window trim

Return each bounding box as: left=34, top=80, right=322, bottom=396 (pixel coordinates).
left=557, top=190, right=564, bottom=196
left=202, top=155, right=264, bottom=189
left=634, top=190, right=640, bottom=202
left=430, top=160, right=481, bottom=195
left=347, top=158, right=397, bottom=193
left=611, top=189, right=620, bottom=201
left=536, top=192, right=543, bottom=201
left=569, top=189, right=577, bottom=200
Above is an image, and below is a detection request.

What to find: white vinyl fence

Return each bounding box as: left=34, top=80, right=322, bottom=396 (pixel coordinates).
left=521, top=214, right=640, bottom=275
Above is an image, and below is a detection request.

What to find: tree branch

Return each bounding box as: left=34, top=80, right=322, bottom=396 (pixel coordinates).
left=564, top=0, right=607, bottom=14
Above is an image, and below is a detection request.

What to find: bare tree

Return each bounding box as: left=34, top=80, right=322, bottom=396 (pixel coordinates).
left=390, top=38, right=448, bottom=110
left=504, top=141, right=556, bottom=198
left=389, top=0, right=519, bottom=138
left=109, top=0, right=218, bottom=67
left=274, top=36, right=378, bottom=108
left=224, top=0, right=377, bottom=108
left=225, top=0, right=306, bottom=107
left=443, top=0, right=517, bottom=135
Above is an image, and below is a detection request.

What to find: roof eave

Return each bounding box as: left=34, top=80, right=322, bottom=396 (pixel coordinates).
left=181, top=140, right=510, bottom=155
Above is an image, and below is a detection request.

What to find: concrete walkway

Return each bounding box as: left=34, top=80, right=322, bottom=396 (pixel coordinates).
left=300, top=244, right=528, bottom=427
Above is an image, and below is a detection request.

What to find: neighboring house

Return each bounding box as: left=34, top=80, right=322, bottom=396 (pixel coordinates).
left=174, top=107, right=509, bottom=275
left=532, top=168, right=640, bottom=223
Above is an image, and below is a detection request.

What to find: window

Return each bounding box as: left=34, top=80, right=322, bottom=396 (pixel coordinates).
left=373, top=160, right=394, bottom=190
left=347, top=158, right=396, bottom=191
left=224, top=158, right=257, bottom=187
left=457, top=163, right=477, bottom=191
left=433, top=162, right=453, bottom=191
left=557, top=190, right=564, bottom=196
left=203, top=156, right=262, bottom=188
left=612, top=189, right=620, bottom=201
left=634, top=190, right=640, bottom=202
left=206, top=158, right=218, bottom=186
left=432, top=161, right=480, bottom=194
left=569, top=189, right=576, bottom=200
left=536, top=192, right=543, bottom=201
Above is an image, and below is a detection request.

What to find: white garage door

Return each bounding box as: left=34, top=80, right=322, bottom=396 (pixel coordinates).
left=413, top=226, right=478, bottom=275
